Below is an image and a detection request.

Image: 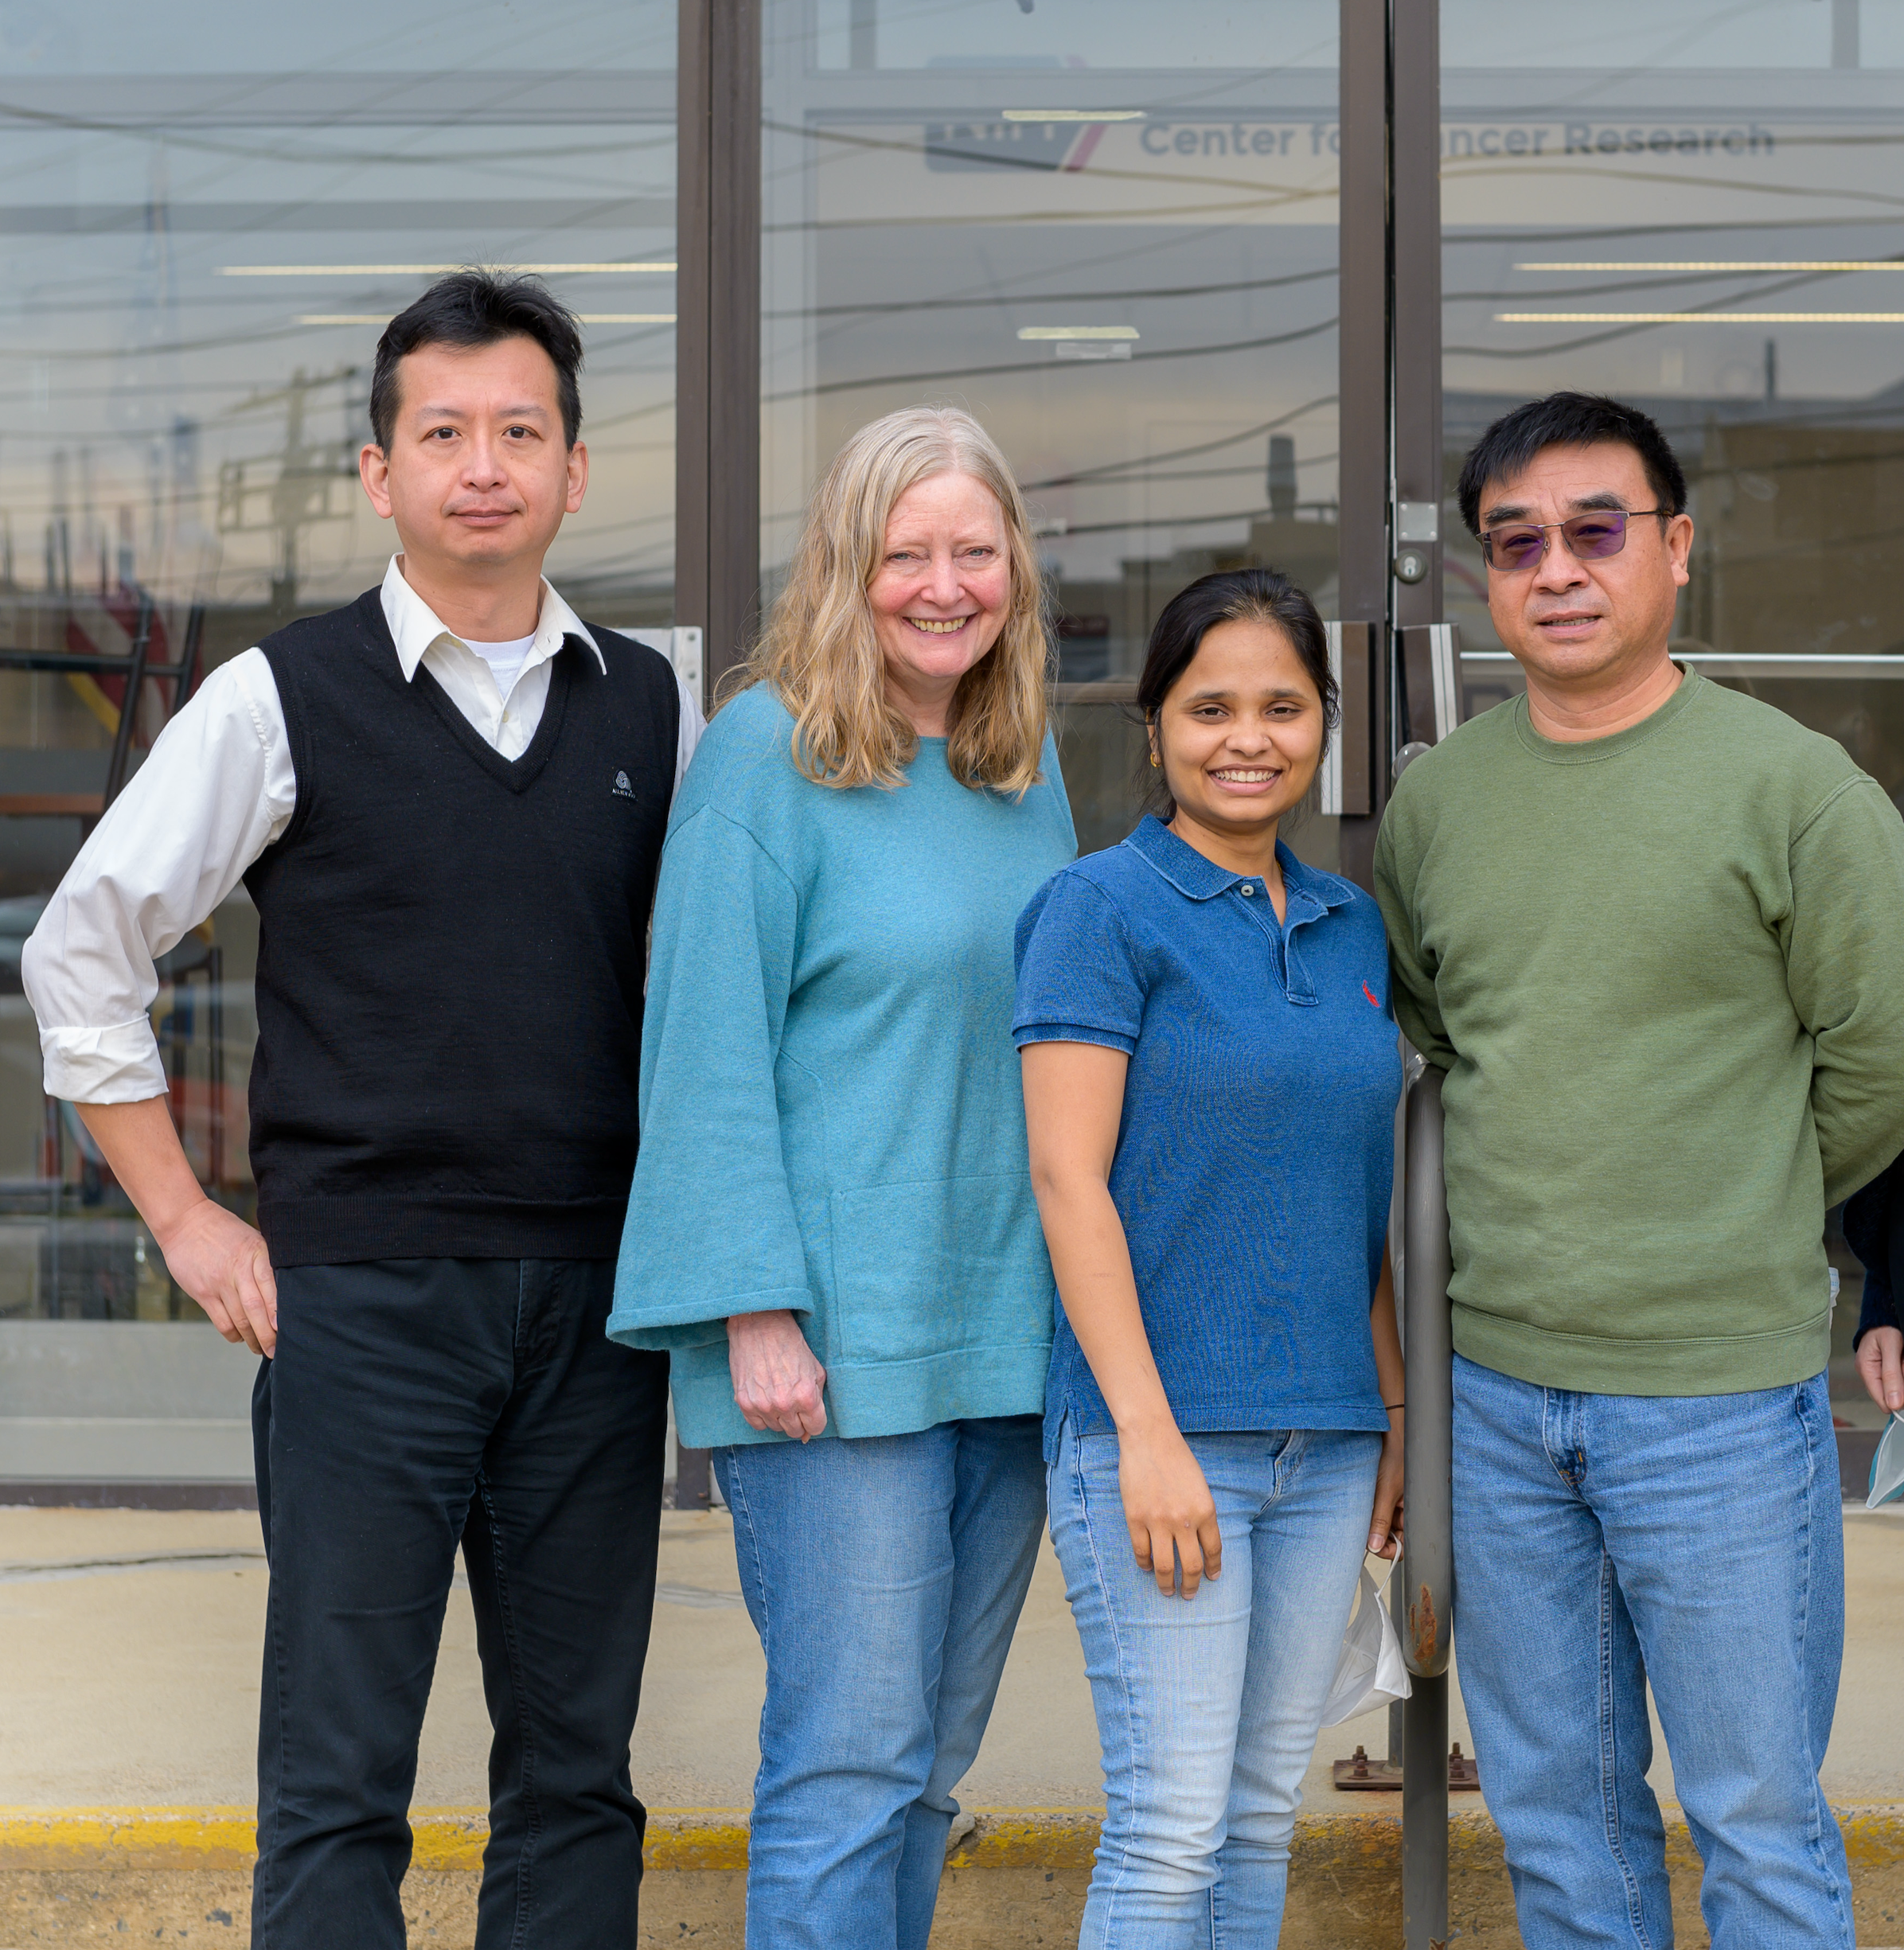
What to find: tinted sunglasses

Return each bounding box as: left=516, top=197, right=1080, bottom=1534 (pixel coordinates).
left=1478, top=509, right=1667, bottom=572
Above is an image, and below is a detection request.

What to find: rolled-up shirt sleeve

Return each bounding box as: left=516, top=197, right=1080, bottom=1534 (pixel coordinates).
left=1012, top=870, right=1145, bottom=1055
left=21, top=649, right=295, bottom=1104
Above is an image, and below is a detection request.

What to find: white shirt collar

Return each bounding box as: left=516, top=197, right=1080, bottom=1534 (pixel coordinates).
left=378, top=555, right=604, bottom=681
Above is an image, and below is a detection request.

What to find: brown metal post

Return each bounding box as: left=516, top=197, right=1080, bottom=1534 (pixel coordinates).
left=102, top=591, right=153, bottom=809
left=1391, top=0, right=1443, bottom=638
left=1391, top=9, right=1449, bottom=1945
left=676, top=0, right=763, bottom=706
left=1336, top=0, right=1391, bottom=894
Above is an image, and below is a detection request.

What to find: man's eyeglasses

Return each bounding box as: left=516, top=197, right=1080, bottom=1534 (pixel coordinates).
left=1478, top=509, right=1667, bottom=573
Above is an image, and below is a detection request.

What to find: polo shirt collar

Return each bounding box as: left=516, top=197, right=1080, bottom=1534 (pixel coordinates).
left=378, top=554, right=605, bottom=681
left=1123, top=813, right=1357, bottom=912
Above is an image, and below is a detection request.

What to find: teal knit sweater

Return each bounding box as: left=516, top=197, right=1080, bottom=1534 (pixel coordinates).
left=607, top=683, right=1077, bottom=1447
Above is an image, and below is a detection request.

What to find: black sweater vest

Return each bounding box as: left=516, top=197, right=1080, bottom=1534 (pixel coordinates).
left=244, top=588, right=679, bottom=1266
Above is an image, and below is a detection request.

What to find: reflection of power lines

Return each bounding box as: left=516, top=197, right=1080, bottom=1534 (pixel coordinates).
left=781, top=315, right=1336, bottom=404
left=217, top=366, right=365, bottom=612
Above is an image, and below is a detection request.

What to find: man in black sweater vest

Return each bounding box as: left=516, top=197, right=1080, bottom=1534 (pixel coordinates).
left=21, top=273, right=700, bottom=1948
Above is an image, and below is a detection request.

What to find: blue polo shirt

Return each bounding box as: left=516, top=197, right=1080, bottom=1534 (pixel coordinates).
left=1014, top=816, right=1402, bottom=1456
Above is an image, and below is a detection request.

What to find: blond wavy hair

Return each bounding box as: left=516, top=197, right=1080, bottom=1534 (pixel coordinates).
left=737, top=406, right=1051, bottom=794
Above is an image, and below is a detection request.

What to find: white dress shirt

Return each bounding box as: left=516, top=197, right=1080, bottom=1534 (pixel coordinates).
left=22, top=556, right=705, bottom=1106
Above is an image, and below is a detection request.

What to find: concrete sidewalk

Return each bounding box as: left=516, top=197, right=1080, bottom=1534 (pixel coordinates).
left=4, top=1501, right=1903, bottom=1945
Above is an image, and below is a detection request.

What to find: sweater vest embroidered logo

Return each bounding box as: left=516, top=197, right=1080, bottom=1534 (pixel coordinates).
left=612, top=769, right=637, bottom=798
left=1362, top=981, right=1381, bottom=1008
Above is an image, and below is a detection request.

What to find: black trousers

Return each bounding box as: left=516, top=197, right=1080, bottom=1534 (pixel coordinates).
left=250, top=1258, right=669, bottom=1950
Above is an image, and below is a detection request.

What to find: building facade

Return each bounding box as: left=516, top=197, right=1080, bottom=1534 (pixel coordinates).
left=0, top=0, right=1898, bottom=1490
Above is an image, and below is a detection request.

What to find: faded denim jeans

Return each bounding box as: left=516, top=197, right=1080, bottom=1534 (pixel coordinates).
left=1453, top=1353, right=1852, bottom=1950
left=1049, top=1420, right=1381, bottom=1948
left=713, top=1415, right=1044, bottom=1950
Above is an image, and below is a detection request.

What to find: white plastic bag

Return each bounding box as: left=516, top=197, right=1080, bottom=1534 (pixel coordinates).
left=1318, top=1553, right=1413, bottom=1727
left=1868, top=1412, right=1904, bottom=1511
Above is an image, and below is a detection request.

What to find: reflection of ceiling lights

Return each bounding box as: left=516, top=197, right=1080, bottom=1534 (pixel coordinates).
left=1516, top=261, right=1903, bottom=272
left=1017, top=326, right=1140, bottom=339
left=299, top=312, right=675, bottom=326
left=1496, top=311, right=1904, bottom=323
left=1000, top=109, right=1144, bottom=122
left=225, top=262, right=675, bottom=277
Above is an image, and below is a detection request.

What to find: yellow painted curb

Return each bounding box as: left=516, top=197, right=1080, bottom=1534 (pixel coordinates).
left=0, top=1807, right=758, bottom=1875
left=7, top=1802, right=1904, bottom=1878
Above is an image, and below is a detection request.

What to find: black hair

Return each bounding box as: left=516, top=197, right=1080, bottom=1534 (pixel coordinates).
left=369, top=269, right=584, bottom=452
left=1135, top=567, right=1338, bottom=821
left=1456, top=391, right=1687, bottom=538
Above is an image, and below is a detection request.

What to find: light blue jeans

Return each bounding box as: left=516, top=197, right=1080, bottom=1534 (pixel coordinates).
left=1049, top=1420, right=1381, bottom=1948
left=712, top=1416, right=1045, bottom=1950
left=1452, top=1353, right=1852, bottom=1950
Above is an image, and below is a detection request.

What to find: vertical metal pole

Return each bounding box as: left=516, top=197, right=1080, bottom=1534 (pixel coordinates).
left=674, top=1442, right=713, bottom=1512
left=174, top=601, right=206, bottom=711
left=1391, top=0, right=1443, bottom=639
left=1832, top=0, right=1859, bottom=68
left=675, top=0, right=763, bottom=707
left=208, top=944, right=225, bottom=1194
left=1392, top=4, right=1452, bottom=1920
left=102, top=591, right=153, bottom=809
left=1336, top=0, right=1391, bottom=895
left=1403, top=1063, right=1453, bottom=1950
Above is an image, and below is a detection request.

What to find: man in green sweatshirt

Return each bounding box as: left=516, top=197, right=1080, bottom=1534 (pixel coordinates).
left=1375, top=392, right=1904, bottom=1950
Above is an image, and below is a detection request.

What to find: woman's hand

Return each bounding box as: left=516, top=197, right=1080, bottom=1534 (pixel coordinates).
left=727, top=1309, right=828, bottom=1441
left=1859, top=1325, right=1904, bottom=1415
left=1118, top=1420, right=1223, bottom=1599
left=1368, top=1414, right=1404, bottom=1560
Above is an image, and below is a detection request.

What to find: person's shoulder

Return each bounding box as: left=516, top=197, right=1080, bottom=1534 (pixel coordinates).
left=1683, top=673, right=1867, bottom=807
left=1061, top=835, right=1167, bottom=912
left=1388, top=692, right=1520, bottom=808
left=256, top=589, right=385, bottom=667
left=679, top=684, right=796, bottom=792
left=1016, top=843, right=1144, bottom=949
left=583, top=622, right=678, bottom=696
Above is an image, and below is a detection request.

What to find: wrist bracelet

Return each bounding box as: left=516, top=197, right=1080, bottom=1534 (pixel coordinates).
left=1383, top=1400, right=1405, bottom=1410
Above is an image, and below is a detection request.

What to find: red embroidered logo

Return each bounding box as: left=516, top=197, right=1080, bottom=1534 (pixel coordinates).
left=1362, top=981, right=1381, bottom=1008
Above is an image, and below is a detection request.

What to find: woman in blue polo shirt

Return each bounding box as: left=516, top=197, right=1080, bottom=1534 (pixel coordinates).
left=1015, top=567, right=1405, bottom=1946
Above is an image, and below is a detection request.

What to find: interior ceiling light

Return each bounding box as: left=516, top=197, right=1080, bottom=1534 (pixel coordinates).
left=1515, top=261, right=1903, bottom=272
left=1017, top=326, right=1140, bottom=340
left=225, top=262, right=675, bottom=276
left=1000, top=109, right=1144, bottom=122
left=1495, top=310, right=1904, bottom=323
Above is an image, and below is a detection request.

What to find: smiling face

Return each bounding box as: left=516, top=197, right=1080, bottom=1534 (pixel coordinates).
left=1153, top=616, right=1326, bottom=857
left=866, top=471, right=1012, bottom=735
left=358, top=333, right=587, bottom=584
left=1480, top=440, right=1692, bottom=695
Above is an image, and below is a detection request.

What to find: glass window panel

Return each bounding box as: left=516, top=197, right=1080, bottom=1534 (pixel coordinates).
left=1440, top=1, right=1902, bottom=1407
left=0, top=6, right=676, bottom=1324
left=763, top=0, right=1342, bottom=868
left=1441, top=2, right=1904, bottom=788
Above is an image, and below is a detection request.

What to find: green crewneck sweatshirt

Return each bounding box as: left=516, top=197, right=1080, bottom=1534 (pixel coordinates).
left=1374, top=668, right=1904, bottom=1396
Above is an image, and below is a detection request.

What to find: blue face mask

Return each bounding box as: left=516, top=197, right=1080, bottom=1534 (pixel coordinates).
left=1868, top=1414, right=1904, bottom=1511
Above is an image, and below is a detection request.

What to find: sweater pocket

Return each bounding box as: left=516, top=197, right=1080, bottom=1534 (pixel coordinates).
left=828, top=1172, right=1053, bottom=1364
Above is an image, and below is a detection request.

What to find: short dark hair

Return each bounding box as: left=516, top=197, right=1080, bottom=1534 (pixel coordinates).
left=1456, top=391, right=1687, bottom=538
left=369, top=269, right=584, bottom=452
left=1135, top=567, right=1338, bottom=821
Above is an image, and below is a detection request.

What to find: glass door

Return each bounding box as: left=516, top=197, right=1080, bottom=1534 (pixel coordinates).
left=1438, top=0, right=1904, bottom=1422
left=759, top=0, right=1344, bottom=858
left=0, top=3, right=678, bottom=1328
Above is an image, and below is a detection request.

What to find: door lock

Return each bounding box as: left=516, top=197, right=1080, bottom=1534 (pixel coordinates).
left=1393, top=547, right=1430, bottom=584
